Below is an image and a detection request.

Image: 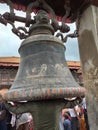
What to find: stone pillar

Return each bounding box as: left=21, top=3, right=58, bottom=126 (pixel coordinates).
left=77, top=5, right=98, bottom=130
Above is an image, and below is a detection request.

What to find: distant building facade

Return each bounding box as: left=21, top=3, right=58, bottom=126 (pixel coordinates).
left=0, top=57, right=83, bottom=94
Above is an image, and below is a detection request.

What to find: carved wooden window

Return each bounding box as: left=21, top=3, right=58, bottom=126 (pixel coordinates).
left=0, top=67, right=17, bottom=89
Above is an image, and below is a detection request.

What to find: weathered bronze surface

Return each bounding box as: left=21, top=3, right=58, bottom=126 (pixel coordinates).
left=4, top=10, right=85, bottom=102
left=0, top=1, right=88, bottom=130
left=2, top=10, right=85, bottom=130
left=1, top=0, right=98, bottom=130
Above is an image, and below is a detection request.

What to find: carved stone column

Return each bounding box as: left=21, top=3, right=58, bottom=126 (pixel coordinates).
left=77, top=5, right=98, bottom=130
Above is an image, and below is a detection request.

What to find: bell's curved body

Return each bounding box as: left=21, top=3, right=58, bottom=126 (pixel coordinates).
left=4, top=10, right=85, bottom=102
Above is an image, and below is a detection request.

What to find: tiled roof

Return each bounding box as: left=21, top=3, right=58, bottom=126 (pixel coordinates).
left=0, top=57, right=20, bottom=63
left=0, top=57, right=81, bottom=68
left=67, top=61, right=80, bottom=66
left=67, top=61, right=81, bottom=69
left=0, top=57, right=20, bottom=66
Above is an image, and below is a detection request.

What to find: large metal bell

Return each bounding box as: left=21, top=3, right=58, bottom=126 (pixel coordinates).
left=4, top=10, right=85, bottom=102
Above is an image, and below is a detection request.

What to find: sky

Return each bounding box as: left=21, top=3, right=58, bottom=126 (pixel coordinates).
left=0, top=3, right=80, bottom=61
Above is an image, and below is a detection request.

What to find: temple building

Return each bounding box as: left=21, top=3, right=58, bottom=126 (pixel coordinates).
left=0, top=57, right=83, bottom=95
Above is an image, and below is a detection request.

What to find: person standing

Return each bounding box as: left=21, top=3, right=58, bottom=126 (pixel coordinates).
left=6, top=110, right=15, bottom=130
left=0, top=94, right=7, bottom=130
left=63, top=113, right=72, bottom=130
left=68, top=105, right=80, bottom=130
left=15, top=112, right=32, bottom=130
left=82, top=97, right=90, bottom=130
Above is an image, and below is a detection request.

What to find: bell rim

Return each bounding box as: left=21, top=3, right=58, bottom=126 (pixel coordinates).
left=4, top=87, right=86, bottom=102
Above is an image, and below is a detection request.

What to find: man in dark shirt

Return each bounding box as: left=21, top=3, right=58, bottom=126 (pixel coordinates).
left=63, top=113, right=72, bottom=130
